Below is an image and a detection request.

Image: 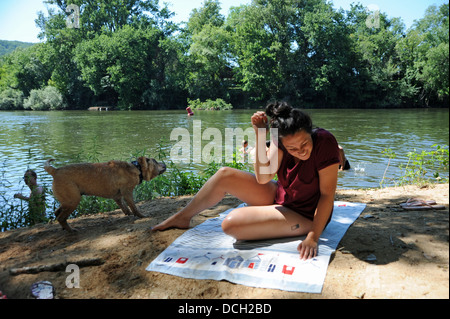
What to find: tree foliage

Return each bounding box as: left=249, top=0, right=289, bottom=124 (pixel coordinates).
left=24, top=86, right=66, bottom=110
left=0, top=40, right=34, bottom=57
left=0, top=0, right=448, bottom=110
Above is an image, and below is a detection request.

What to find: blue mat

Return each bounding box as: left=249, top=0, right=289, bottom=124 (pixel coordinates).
left=146, top=201, right=366, bottom=293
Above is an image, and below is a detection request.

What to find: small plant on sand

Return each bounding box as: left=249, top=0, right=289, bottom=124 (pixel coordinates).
left=380, top=144, right=449, bottom=187
left=398, top=144, right=449, bottom=186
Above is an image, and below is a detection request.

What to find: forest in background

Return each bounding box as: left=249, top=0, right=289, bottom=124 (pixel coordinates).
left=0, top=40, right=34, bottom=56
left=0, top=0, right=448, bottom=110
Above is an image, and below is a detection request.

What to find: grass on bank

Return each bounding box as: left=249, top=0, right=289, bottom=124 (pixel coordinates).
left=380, top=144, right=449, bottom=188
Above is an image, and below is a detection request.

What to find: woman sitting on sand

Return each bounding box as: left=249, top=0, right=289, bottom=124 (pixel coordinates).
left=152, top=101, right=340, bottom=260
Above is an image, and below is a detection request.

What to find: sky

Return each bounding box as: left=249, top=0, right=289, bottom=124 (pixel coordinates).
left=0, top=0, right=448, bottom=43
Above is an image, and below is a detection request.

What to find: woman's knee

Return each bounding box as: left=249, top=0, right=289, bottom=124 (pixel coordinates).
left=221, top=215, right=234, bottom=236
left=215, top=166, right=239, bottom=180
left=221, top=212, right=241, bottom=238
left=214, top=167, right=247, bottom=190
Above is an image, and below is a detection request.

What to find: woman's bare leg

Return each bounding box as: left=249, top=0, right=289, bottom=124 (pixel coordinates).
left=221, top=204, right=314, bottom=240
left=152, top=167, right=277, bottom=231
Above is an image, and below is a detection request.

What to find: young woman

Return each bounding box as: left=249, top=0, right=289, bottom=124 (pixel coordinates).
left=152, top=101, right=340, bottom=260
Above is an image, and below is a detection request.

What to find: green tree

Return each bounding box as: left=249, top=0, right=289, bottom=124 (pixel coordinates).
left=227, top=0, right=360, bottom=106
left=35, top=0, right=176, bottom=109
left=227, top=1, right=285, bottom=103
left=397, top=3, right=449, bottom=106
left=141, top=36, right=189, bottom=109
left=301, top=1, right=360, bottom=106
left=75, top=25, right=184, bottom=109
left=3, top=45, right=51, bottom=97
left=344, top=4, right=410, bottom=107
left=187, top=0, right=225, bottom=34
left=36, top=0, right=172, bottom=37
left=1, top=0, right=447, bottom=110
left=183, top=0, right=233, bottom=101
left=0, top=44, right=53, bottom=109
left=187, top=23, right=233, bottom=100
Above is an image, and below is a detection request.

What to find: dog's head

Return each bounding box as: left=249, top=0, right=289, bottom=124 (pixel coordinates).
left=137, top=157, right=166, bottom=181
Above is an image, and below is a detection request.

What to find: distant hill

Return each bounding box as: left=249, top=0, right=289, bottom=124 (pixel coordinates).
left=0, top=40, right=35, bottom=56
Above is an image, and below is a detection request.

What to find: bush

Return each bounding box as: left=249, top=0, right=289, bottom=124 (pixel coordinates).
left=24, top=86, right=66, bottom=110
left=188, top=98, right=233, bottom=110
left=380, top=144, right=449, bottom=187
left=399, top=144, right=449, bottom=185
left=0, top=88, right=24, bottom=110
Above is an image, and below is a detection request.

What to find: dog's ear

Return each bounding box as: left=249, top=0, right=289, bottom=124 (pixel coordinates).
left=138, top=157, right=152, bottom=180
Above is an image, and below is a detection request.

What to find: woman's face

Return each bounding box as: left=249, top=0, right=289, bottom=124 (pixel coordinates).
left=282, top=130, right=313, bottom=161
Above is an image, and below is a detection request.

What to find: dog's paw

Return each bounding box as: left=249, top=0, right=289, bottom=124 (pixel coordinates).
left=134, top=213, right=145, bottom=218
left=64, top=227, right=79, bottom=233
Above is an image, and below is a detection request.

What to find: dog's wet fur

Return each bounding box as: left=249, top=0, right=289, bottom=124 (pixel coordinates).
left=44, top=157, right=166, bottom=232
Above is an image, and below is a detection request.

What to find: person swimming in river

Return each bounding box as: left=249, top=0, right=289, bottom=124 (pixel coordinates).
left=152, top=101, right=341, bottom=260
left=14, top=169, right=47, bottom=225
left=338, top=145, right=351, bottom=171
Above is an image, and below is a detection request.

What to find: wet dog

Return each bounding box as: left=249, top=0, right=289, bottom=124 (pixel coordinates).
left=44, top=157, right=166, bottom=232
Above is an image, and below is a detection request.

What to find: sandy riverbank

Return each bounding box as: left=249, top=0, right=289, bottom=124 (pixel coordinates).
left=0, top=183, right=448, bottom=299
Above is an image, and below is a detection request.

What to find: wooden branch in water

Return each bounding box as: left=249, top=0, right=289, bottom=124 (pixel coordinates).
left=9, top=257, right=105, bottom=276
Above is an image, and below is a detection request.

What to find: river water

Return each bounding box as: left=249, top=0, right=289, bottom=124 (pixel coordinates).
left=1, top=108, right=448, bottom=205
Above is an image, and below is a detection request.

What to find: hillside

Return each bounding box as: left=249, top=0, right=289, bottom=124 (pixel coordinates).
left=0, top=40, right=35, bottom=56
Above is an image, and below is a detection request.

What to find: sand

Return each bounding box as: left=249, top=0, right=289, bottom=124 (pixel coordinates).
left=0, top=183, right=448, bottom=299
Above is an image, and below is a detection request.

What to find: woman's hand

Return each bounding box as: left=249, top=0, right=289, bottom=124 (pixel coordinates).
left=297, top=163, right=339, bottom=260
left=297, top=234, right=318, bottom=260
left=251, top=111, right=268, bottom=131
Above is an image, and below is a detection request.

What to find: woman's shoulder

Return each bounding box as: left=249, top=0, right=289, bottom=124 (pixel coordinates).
left=312, top=128, right=339, bottom=153
left=312, top=128, right=340, bottom=169
left=313, top=128, right=336, bottom=141
left=313, top=127, right=332, bottom=135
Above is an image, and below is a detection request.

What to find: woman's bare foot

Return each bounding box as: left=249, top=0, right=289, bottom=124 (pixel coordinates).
left=151, top=212, right=191, bottom=231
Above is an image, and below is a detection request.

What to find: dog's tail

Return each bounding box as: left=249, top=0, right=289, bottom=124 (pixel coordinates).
left=44, top=159, right=57, bottom=176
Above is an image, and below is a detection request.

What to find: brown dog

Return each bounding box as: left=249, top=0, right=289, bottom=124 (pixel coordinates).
left=44, top=157, right=166, bottom=232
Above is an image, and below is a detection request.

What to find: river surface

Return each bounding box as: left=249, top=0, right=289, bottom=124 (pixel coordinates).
left=1, top=108, right=448, bottom=204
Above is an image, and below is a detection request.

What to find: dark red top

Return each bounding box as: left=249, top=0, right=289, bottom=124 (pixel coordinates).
left=274, top=128, right=340, bottom=220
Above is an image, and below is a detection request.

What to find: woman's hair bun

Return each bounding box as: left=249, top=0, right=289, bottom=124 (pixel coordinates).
left=265, top=101, right=292, bottom=119
left=265, top=100, right=313, bottom=137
